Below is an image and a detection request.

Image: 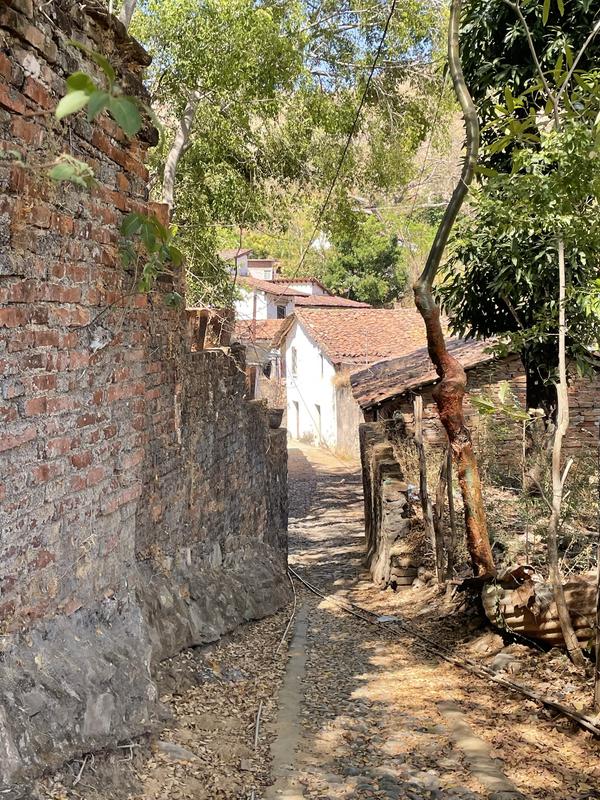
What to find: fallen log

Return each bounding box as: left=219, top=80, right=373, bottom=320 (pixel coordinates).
left=482, top=565, right=597, bottom=649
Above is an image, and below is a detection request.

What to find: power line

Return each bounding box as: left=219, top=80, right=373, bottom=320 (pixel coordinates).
left=266, top=0, right=399, bottom=308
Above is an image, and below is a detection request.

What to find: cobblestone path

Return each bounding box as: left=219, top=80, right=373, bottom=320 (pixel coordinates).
left=272, top=443, right=598, bottom=800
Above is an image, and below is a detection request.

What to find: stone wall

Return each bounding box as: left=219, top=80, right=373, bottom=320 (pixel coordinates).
left=0, top=2, right=288, bottom=792
left=359, top=422, right=414, bottom=590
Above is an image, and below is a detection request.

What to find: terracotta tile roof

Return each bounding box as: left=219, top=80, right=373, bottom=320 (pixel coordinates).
left=295, top=294, right=371, bottom=308
left=283, top=308, right=437, bottom=366
left=268, top=276, right=330, bottom=292
left=218, top=247, right=251, bottom=260
left=350, top=337, right=497, bottom=409
left=236, top=275, right=301, bottom=297
left=233, top=319, right=286, bottom=344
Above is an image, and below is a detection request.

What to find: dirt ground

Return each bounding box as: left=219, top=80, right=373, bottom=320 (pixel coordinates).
left=34, top=441, right=600, bottom=800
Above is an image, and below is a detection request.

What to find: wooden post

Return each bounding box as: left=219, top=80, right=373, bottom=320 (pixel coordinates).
left=414, top=395, right=444, bottom=582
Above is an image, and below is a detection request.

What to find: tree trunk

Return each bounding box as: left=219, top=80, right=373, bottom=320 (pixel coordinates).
left=162, top=89, right=203, bottom=212
left=118, top=0, right=138, bottom=29
left=413, top=0, right=495, bottom=579
left=521, top=342, right=557, bottom=494
left=547, top=239, right=585, bottom=667
left=595, top=524, right=600, bottom=711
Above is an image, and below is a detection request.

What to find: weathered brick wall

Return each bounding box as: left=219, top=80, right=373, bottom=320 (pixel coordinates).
left=372, top=354, right=599, bottom=482
left=0, top=2, right=288, bottom=789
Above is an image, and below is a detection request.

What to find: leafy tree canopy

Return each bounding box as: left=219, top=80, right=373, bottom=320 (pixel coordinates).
left=129, top=0, right=449, bottom=304
left=439, top=0, right=600, bottom=413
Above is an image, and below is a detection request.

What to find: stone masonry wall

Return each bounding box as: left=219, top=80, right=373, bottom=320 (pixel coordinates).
left=0, top=2, right=288, bottom=792
left=359, top=422, right=413, bottom=590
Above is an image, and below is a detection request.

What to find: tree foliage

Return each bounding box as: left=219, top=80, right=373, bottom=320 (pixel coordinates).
left=439, top=0, right=600, bottom=413
left=129, top=0, right=448, bottom=304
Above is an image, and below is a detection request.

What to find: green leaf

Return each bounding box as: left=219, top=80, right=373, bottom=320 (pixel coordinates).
left=107, top=95, right=142, bottom=137
left=87, top=90, right=110, bottom=121
left=66, top=71, right=96, bottom=94
left=55, top=90, right=90, bottom=120
left=121, top=212, right=144, bottom=237
left=542, top=0, right=551, bottom=25
left=89, top=52, right=117, bottom=83
left=165, top=291, right=183, bottom=308
left=48, top=155, right=95, bottom=188
left=557, top=0, right=565, bottom=15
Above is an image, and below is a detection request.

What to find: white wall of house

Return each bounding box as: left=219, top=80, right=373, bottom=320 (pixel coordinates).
left=235, top=288, right=295, bottom=320
left=283, top=320, right=338, bottom=448
left=235, top=288, right=268, bottom=320
left=286, top=281, right=327, bottom=296
left=265, top=296, right=295, bottom=319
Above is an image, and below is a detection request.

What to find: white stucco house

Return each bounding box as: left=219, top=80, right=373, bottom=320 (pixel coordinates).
left=273, top=308, right=431, bottom=456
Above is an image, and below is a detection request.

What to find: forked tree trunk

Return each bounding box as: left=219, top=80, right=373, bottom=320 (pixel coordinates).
left=413, top=0, right=495, bottom=579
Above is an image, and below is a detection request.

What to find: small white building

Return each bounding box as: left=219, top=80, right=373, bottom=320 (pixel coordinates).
left=274, top=308, right=431, bottom=456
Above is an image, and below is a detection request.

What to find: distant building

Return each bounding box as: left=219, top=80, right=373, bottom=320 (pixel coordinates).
left=273, top=308, right=432, bottom=455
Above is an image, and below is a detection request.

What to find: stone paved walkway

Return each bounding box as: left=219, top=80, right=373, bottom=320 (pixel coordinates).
left=271, top=442, right=598, bottom=800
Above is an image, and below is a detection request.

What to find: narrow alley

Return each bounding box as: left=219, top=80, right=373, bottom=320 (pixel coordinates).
left=37, top=443, right=599, bottom=800
left=267, top=444, right=599, bottom=800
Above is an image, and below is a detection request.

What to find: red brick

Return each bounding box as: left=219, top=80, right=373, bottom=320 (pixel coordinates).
left=32, top=374, right=57, bottom=391
left=34, top=329, right=60, bottom=348
left=118, top=449, right=144, bottom=470
left=29, top=462, right=64, bottom=484
left=86, top=466, right=108, bottom=487
left=0, top=83, right=26, bottom=114
left=103, top=424, right=117, bottom=439
left=0, top=307, right=29, bottom=327
left=22, top=76, right=53, bottom=108
left=23, top=396, right=46, bottom=416
left=11, top=117, right=44, bottom=146
left=0, top=404, right=18, bottom=422
left=0, top=53, right=12, bottom=80
left=48, top=306, right=91, bottom=327
left=0, top=425, right=36, bottom=452
left=71, top=451, right=92, bottom=469
left=46, top=436, right=77, bottom=456
left=68, top=351, right=90, bottom=370
left=76, top=412, right=102, bottom=428
left=30, top=549, right=55, bottom=569
left=46, top=396, right=78, bottom=414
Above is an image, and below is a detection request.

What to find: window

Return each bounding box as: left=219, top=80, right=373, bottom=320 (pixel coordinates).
left=276, top=304, right=286, bottom=319
left=315, top=404, right=322, bottom=438
left=320, top=353, right=324, bottom=378
left=291, top=346, right=298, bottom=377
left=263, top=269, right=272, bottom=279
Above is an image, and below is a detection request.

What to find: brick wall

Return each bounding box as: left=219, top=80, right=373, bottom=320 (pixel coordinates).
left=0, top=1, right=288, bottom=789
left=370, top=354, right=600, bottom=483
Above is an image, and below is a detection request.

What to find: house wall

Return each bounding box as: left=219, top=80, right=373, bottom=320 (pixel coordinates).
left=335, top=365, right=364, bottom=457
left=265, top=295, right=294, bottom=319
left=371, top=354, right=526, bottom=483
left=286, top=281, right=327, bottom=296
left=0, top=3, right=288, bottom=788
left=283, top=320, right=337, bottom=446
left=235, top=288, right=294, bottom=320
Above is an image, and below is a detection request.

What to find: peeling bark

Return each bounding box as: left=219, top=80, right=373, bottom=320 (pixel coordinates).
left=412, top=0, right=495, bottom=579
